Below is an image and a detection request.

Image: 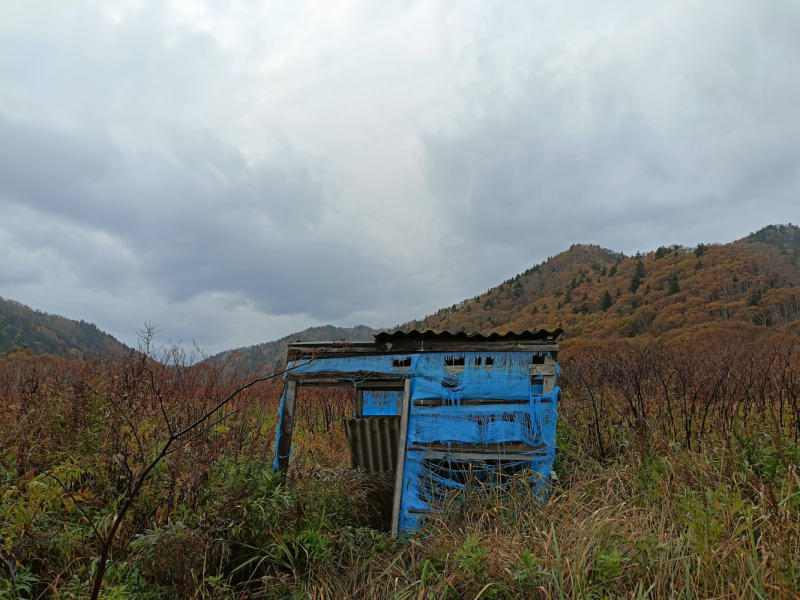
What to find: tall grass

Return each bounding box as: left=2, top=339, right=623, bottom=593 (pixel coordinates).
left=1, top=332, right=799, bottom=598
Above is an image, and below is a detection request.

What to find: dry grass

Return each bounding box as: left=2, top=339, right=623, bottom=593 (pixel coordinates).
left=2, top=334, right=800, bottom=599
left=273, top=432, right=800, bottom=600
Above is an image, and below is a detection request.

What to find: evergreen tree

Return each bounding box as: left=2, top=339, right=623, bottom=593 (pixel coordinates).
left=667, top=273, right=681, bottom=296
left=630, top=260, right=646, bottom=292
left=600, top=290, right=613, bottom=311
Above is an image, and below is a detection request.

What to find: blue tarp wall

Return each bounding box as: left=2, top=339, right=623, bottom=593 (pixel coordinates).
left=363, top=390, right=402, bottom=416
left=275, top=351, right=558, bottom=532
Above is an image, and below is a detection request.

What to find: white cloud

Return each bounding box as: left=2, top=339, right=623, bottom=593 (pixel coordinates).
left=0, top=0, right=798, bottom=352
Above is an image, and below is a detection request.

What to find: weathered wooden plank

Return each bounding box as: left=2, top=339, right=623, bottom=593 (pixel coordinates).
left=409, top=441, right=546, bottom=454
left=530, top=365, right=556, bottom=376
left=406, top=449, right=548, bottom=462
left=358, top=382, right=406, bottom=391
left=286, top=370, right=403, bottom=381
left=298, top=380, right=354, bottom=388
left=296, top=379, right=405, bottom=391
left=276, top=380, right=298, bottom=474
left=391, top=377, right=412, bottom=538
left=413, top=398, right=542, bottom=407
left=288, top=341, right=559, bottom=361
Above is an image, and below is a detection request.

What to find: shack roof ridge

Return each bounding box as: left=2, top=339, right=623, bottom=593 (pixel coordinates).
left=286, top=328, right=564, bottom=350
left=373, top=328, right=564, bottom=343
left=285, top=340, right=376, bottom=347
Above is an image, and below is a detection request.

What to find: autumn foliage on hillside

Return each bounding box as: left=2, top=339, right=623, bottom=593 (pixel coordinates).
left=0, top=297, right=128, bottom=358
left=401, top=224, right=800, bottom=345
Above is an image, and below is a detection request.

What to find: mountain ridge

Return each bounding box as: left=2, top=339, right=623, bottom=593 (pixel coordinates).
left=5, top=223, right=798, bottom=366
left=398, top=223, right=800, bottom=345
left=0, top=296, right=129, bottom=358
left=206, top=324, right=382, bottom=373
left=209, top=223, right=800, bottom=370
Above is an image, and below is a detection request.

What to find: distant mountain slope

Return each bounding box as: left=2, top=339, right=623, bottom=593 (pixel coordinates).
left=207, top=324, right=381, bottom=372
left=204, top=223, right=800, bottom=370
left=395, top=224, right=800, bottom=344
left=742, top=223, right=800, bottom=250
left=0, top=297, right=128, bottom=358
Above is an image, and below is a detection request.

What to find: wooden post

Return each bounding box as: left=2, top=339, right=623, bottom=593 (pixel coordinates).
left=355, top=388, right=364, bottom=418
left=276, top=380, right=298, bottom=474
left=391, top=377, right=412, bottom=537
left=542, top=355, right=557, bottom=393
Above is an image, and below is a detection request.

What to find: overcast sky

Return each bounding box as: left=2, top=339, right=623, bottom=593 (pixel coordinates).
left=1, top=0, right=799, bottom=353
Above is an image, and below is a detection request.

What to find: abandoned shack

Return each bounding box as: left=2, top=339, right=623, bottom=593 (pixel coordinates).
left=273, top=328, right=563, bottom=536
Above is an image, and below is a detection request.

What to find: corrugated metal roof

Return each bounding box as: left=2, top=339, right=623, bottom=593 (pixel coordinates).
left=373, top=328, right=564, bottom=343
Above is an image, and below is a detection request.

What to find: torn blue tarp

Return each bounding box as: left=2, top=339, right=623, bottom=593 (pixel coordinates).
left=399, top=384, right=558, bottom=531
left=276, top=349, right=558, bottom=533
left=272, top=385, right=288, bottom=472
left=363, top=390, right=402, bottom=416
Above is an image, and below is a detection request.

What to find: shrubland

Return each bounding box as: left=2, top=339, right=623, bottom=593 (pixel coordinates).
left=1, top=322, right=799, bottom=599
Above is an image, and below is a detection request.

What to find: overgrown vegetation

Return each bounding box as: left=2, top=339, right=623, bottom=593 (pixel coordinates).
left=2, top=325, right=799, bottom=598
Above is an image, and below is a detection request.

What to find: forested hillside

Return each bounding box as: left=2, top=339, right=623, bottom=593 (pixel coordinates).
left=397, top=224, right=800, bottom=345
left=0, top=297, right=128, bottom=358
left=207, top=324, right=380, bottom=372
left=212, top=224, right=800, bottom=370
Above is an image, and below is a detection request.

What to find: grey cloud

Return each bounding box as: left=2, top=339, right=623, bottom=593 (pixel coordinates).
left=421, top=1, right=800, bottom=269
left=0, top=113, right=396, bottom=319
left=0, top=117, right=118, bottom=210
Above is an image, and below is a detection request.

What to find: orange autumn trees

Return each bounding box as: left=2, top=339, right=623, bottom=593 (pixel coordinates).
left=398, top=224, right=800, bottom=346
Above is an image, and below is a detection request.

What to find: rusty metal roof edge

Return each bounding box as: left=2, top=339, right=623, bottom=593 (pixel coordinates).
left=373, top=328, right=564, bottom=343
left=287, top=340, right=376, bottom=347
left=285, top=329, right=563, bottom=353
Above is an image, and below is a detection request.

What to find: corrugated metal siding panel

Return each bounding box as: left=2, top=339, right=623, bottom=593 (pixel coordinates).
left=344, top=416, right=400, bottom=472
